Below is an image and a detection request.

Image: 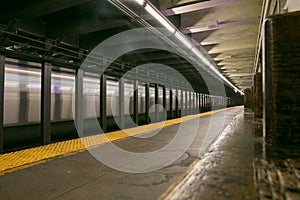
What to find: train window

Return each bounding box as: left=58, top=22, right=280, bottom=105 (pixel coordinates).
left=190, top=91, right=193, bottom=111
left=165, top=88, right=170, bottom=111
left=196, top=93, right=199, bottom=110
left=158, top=86, right=163, bottom=112
left=186, top=91, right=189, bottom=114
left=172, top=88, right=176, bottom=110
left=182, top=91, right=186, bottom=111
left=4, top=60, right=41, bottom=125
left=195, top=93, right=198, bottom=111
left=190, top=91, right=193, bottom=110
left=83, top=73, right=100, bottom=118
left=149, top=86, right=155, bottom=113
left=192, top=92, right=195, bottom=111
left=107, top=80, right=118, bottom=116
left=51, top=70, right=76, bottom=121
left=124, top=81, right=133, bottom=115
left=177, top=89, right=181, bottom=109
left=138, top=84, right=145, bottom=114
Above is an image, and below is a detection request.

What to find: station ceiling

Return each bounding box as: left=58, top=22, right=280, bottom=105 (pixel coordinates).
left=0, top=0, right=263, bottom=92
left=160, top=0, right=262, bottom=90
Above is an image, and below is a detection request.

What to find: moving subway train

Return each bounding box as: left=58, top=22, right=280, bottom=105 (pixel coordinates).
left=3, top=58, right=234, bottom=152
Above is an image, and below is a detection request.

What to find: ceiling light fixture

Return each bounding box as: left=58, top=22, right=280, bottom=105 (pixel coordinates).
left=135, top=0, right=144, bottom=5
left=145, top=4, right=176, bottom=33
left=174, top=31, right=193, bottom=49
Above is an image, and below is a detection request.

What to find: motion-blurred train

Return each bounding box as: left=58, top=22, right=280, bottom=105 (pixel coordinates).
left=3, top=58, right=235, bottom=151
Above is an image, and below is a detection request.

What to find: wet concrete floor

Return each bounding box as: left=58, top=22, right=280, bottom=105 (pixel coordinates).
left=159, top=109, right=300, bottom=200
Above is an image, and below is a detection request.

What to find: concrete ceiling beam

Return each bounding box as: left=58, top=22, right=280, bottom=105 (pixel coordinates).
left=162, top=0, right=244, bottom=16
left=182, top=18, right=259, bottom=34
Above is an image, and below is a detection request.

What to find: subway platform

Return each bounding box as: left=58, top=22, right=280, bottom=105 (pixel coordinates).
left=0, top=107, right=300, bottom=200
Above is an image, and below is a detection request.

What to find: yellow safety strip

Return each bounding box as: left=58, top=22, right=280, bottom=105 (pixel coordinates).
left=0, top=106, right=242, bottom=175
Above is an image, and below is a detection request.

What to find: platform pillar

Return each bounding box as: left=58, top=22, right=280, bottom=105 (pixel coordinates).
left=201, top=94, right=204, bottom=112
left=184, top=91, right=189, bottom=115
left=244, top=88, right=252, bottom=109
left=119, top=78, right=125, bottom=129
left=190, top=91, right=193, bottom=114
left=254, top=73, right=263, bottom=117
left=204, top=94, right=207, bottom=112
left=154, top=84, right=159, bottom=122
left=162, top=86, right=166, bottom=111
left=41, top=62, right=52, bottom=144
left=162, top=86, right=166, bottom=121
left=175, top=88, right=179, bottom=117
left=264, top=12, right=300, bottom=145
left=196, top=93, right=198, bottom=113
left=75, top=68, right=83, bottom=137
left=133, top=80, right=139, bottom=125
left=145, top=83, right=150, bottom=124
left=100, top=74, right=107, bottom=133
left=0, top=55, right=4, bottom=153
left=169, top=88, right=173, bottom=119
left=181, top=90, right=184, bottom=116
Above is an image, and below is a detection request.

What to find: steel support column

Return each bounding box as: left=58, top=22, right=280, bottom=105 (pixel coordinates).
left=197, top=93, right=201, bottom=113
left=190, top=91, right=195, bottom=114
left=41, top=62, right=52, bottom=144
left=194, top=93, right=197, bottom=113
left=187, top=91, right=190, bottom=115
left=180, top=90, right=183, bottom=116
left=119, top=78, right=125, bottom=129
left=162, top=86, right=166, bottom=121
left=0, top=55, right=4, bottom=153
left=204, top=94, right=207, bottom=112
left=198, top=93, right=201, bottom=113
left=100, top=74, right=107, bottom=133
left=133, top=80, right=139, bottom=125
left=155, top=84, right=159, bottom=122
left=162, top=86, right=166, bottom=111
left=145, top=83, right=150, bottom=124
left=185, top=90, right=188, bottom=115
left=199, top=94, right=202, bottom=113
left=175, top=89, right=179, bottom=117
left=169, top=88, right=173, bottom=119
left=75, top=69, right=83, bottom=137
left=192, top=92, right=194, bottom=114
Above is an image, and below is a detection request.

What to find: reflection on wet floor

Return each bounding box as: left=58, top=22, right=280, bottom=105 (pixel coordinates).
left=253, top=117, right=300, bottom=200
left=160, top=109, right=300, bottom=200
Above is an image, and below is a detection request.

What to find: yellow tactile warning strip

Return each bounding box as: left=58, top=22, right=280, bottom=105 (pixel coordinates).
left=0, top=106, right=242, bottom=175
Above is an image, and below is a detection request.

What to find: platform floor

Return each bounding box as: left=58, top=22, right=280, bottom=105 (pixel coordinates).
left=0, top=107, right=243, bottom=200
left=3, top=107, right=299, bottom=200
left=159, top=109, right=300, bottom=200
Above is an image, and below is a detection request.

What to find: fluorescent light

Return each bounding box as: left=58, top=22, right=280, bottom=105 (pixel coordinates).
left=190, top=47, right=244, bottom=95
left=145, top=4, right=176, bottom=33
left=174, top=31, right=193, bottom=49
left=191, top=47, right=207, bottom=64
left=135, top=0, right=144, bottom=5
